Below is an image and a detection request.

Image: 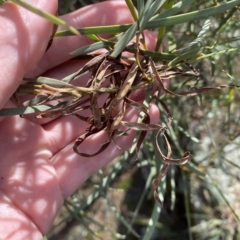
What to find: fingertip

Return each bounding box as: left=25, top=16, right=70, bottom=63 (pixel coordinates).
left=149, top=103, right=160, bottom=124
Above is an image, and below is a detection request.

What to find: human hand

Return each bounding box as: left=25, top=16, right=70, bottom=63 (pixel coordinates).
left=0, top=1, right=159, bottom=239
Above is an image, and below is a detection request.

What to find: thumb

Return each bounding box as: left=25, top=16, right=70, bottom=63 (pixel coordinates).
left=0, top=0, right=58, bottom=109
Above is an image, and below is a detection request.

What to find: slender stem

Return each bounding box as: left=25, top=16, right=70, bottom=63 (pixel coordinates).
left=125, top=0, right=138, bottom=21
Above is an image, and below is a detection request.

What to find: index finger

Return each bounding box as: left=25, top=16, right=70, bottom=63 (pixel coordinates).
left=27, top=1, right=135, bottom=77
left=0, top=0, right=58, bottom=109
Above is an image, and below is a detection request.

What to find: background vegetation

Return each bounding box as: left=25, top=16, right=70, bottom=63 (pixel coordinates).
left=49, top=0, right=240, bottom=239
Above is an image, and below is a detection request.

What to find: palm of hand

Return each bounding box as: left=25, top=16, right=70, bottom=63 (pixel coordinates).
left=0, top=115, right=63, bottom=236
left=0, top=102, right=138, bottom=237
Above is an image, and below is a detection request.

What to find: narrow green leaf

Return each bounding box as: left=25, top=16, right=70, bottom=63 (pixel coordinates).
left=127, top=165, right=156, bottom=235
left=125, top=0, right=138, bottom=21
left=10, top=0, right=79, bottom=35
left=147, top=0, right=240, bottom=29
left=71, top=41, right=110, bottom=56
left=137, top=0, right=145, bottom=20
left=0, top=101, right=70, bottom=116
left=70, top=34, right=122, bottom=56
left=168, top=48, right=202, bottom=67
left=55, top=25, right=130, bottom=37
left=150, top=0, right=195, bottom=20
left=140, top=0, right=166, bottom=29
left=140, top=49, right=177, bottom=61
left=110, top=22, right=138, bottom=58
left=142, top=195, right=162, bottom=240
left=144, top=0, right=154, bottom=10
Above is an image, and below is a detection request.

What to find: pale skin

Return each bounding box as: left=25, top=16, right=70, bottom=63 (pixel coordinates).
left=0, top=1, right=159, bottom=239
